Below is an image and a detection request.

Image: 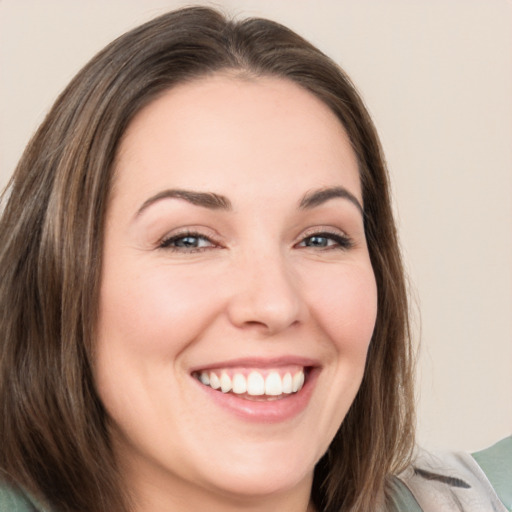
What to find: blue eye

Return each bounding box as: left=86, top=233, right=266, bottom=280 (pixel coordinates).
left=160, top=233, right=214, bottom=251
left=299, top=232, right=353, bottom=250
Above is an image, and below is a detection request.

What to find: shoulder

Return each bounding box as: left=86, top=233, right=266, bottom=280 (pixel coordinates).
left=0, top=481, right=46, bottom=512
left=392, top=436, right=512, bottom=512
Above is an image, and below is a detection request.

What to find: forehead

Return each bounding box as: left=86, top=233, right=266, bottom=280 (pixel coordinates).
left=114, top=74, right=361, bottom=206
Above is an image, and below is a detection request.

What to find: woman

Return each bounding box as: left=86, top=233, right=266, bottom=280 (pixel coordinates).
left=0, top=7, right=509, bottom=512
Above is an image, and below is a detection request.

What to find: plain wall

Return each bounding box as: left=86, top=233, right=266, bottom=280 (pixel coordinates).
left=1, top=0, right=511, bottom=452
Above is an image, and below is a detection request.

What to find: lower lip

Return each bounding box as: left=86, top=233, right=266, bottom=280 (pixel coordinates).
left=193, top=369, right=319, bottom=423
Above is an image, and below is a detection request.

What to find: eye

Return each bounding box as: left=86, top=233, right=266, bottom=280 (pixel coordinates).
left=297, top=231, right=353, bottom=250
left=159, top=232, right=216, bottom=252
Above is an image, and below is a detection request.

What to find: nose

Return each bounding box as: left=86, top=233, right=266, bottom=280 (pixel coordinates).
left=226, top=250, right=306, bottom=335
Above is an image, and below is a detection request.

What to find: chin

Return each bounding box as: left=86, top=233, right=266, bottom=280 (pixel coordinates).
left=188, top=437, right=319, bottom=499
left=204, top=461, right=313, bottom=499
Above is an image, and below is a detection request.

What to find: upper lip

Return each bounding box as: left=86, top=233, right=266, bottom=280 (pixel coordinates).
left=189, top=356, right=321, bottom=373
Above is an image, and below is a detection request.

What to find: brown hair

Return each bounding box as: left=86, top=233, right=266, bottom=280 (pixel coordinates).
left=0, top=7, right=414, bottom=511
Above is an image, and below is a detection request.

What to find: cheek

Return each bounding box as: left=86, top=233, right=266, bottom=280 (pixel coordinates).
left=305, top=263, right=378, bottom=356
left=97, top=262, right=226, bottom=358
left=93, top=265, right=226, bottom=433
left=296, top=263, right=377, bottom=453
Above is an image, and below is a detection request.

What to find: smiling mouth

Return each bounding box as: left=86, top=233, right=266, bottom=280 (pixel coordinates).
left=192, top=367, right=308, bottom=400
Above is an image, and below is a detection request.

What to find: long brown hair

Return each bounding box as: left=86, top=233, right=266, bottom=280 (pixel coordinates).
left=0, top=7, right=414, bottom=511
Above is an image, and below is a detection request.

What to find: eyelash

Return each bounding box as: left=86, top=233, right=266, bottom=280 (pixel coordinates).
left=159, top=231, right=216, bottom=252
left=297, top=231, right=353, bottom=250
left=158, top=229, right=353, bottom=252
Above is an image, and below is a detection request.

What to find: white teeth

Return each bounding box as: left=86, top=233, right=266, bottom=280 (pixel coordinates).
left=282, top=372, right=293, bottom=394
left=292, top=371, right=305, bottom=392
left=265, top=371, right=282, bottom=396
left=197, top=369, right=306, bottom=396
left=232, top=373, right=247, bottom=394
left=209, top=372, right=221, bottom=390
left=220, top=372, right=232, bottom=393
left=247, top=371, right=265, bottom=396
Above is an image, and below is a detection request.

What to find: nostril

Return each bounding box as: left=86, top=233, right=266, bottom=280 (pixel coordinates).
left=227, top=292, right=304, bottom=334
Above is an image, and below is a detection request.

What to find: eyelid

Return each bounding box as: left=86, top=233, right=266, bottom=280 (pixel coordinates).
left=158, top=228, right=221, bottom=251
left=155, top=225, right=353, bottom=252
left=299, top=226, right=348, bottom=239
left=295, top=226, right=354, bottom=249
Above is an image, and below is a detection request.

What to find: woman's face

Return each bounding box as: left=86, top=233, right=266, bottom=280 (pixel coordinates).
left=96, top=75, right=377, bottom=509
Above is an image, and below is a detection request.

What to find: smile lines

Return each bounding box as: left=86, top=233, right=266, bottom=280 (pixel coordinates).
left=194, top=369, right=306, bottom=397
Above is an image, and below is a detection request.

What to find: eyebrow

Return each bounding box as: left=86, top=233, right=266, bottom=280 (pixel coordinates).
left=135, top=185, right=363, bottom=218
left=136, top=189, right=232, bottom=217
left=299, top=186, right=364, bottom=215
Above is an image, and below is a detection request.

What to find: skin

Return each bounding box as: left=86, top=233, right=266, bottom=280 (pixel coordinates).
left=95, top=75, right=378, bottom=512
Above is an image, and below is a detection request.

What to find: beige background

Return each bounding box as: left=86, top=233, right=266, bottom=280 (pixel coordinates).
left=1, top=0, right=510, bottom=452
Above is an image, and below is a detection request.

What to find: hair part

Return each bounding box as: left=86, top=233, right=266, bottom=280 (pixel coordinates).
left=0, top=7, right=415, bottom=511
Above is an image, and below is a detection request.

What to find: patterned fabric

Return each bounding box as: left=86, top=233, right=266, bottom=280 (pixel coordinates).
left=397, top=442, right=510, bottom=512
